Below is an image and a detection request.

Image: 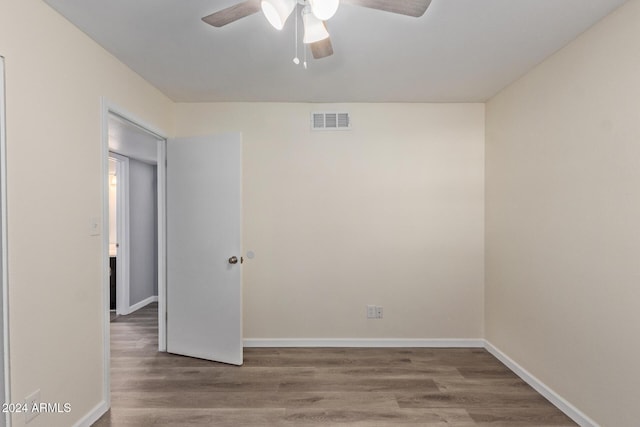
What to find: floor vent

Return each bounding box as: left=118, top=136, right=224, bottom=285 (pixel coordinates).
left=311, top=112, right=351, bottom=131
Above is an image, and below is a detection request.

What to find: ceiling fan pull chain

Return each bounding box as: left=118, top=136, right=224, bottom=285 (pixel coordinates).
left=303, top=9, right=308, bottom=71
left=293, top=4, right=300, bottom=65
left=303, top=40, right=308, bottom=69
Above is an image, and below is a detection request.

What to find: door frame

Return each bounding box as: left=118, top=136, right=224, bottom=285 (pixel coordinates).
left=1, top=56, right=12, bottom=427
left=100, top=99, right=168, bottom=407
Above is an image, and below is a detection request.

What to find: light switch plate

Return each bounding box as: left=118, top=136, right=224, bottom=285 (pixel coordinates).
left=89, top=216, right=100, bottom=236
left=367, top=305, right=376, bottom=319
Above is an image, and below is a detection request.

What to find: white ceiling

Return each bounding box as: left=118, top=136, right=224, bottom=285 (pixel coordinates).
left=44, top=0, right=627, bottom=102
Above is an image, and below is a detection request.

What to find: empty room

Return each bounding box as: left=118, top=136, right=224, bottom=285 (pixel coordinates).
left=0, top=0, right=638, bottom=426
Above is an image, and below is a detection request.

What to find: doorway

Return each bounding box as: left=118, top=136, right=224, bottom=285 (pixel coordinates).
left=100, top=101, right=168, bottom=413
left=105, top=109, right=166, bottom=326
left=108, top=157, right=118, bottom=320
left=108, top=150, right=159, bottom=316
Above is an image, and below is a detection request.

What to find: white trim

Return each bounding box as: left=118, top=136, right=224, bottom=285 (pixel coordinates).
left=128, top=296, right=158, bottom=314
left=0, top=55, right=11, bottom=427
left=484, top=341, right=599, bottom=427
left=71, top=400, right=109, bottom=427
left=244, top=338, right=485, bottom=348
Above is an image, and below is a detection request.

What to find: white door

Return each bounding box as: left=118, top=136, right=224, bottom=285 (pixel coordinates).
left=166, top=133, right=243, bottom=365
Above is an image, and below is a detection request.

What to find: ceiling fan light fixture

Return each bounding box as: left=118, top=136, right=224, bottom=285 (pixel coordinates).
left=309, top=0, right=339, bottom=21
left=302, top=7, right=330, bottom=44
left=261, top=0, right=296, bottom=30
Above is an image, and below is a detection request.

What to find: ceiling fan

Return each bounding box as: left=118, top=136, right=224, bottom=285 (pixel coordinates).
left=202, top=0, right=432, bottom=60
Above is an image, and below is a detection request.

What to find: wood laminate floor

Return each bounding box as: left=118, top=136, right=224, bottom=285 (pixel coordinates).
left=94, top=304, right=576, bottom=426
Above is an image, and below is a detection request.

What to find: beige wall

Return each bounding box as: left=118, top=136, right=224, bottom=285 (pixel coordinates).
left=485, top=1, right=640, bottom=425
left=0, top=0, right=173, bottom=426
left=175, top=103, right=485, bottom=340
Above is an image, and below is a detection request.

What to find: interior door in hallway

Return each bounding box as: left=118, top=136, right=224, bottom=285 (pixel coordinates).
left=166, top=133, right=243, bottom=365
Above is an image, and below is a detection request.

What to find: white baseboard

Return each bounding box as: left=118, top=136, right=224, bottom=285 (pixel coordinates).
left=244, top=338, right=485, bottom=348
left=484, top=340, right=599, bottom=427
left=127, top=295, right=158, bottom=314
left=72, top=400, right=109, bottom=427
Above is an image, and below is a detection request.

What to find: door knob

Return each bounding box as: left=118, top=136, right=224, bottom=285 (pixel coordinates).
left=228, top=256, right=238, bottom=264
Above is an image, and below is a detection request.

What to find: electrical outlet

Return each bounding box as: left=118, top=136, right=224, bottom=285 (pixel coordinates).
left=367, top=305, right=384, bottom=319
left=25, top=389, right=41, bottom=423
left=367, top=305, right=376, bottom=319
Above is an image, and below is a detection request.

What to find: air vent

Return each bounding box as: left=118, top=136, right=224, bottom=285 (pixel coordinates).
left=311, top=112, right=351, bottom=131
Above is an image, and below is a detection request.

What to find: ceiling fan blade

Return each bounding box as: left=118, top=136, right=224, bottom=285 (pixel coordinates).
left=341, top=0, right=432, bottom=17
left=202, top=0, right=262, bottom=27
left=311, top=37, right=334, bottom=59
